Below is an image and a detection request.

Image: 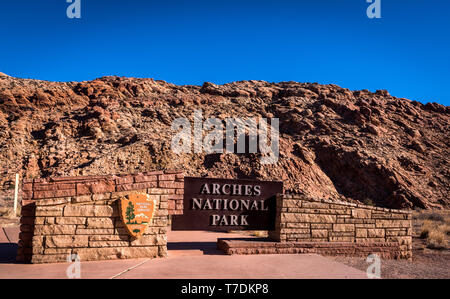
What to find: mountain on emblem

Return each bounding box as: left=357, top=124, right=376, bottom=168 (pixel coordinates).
left=119, top=193, right=156, bottom=238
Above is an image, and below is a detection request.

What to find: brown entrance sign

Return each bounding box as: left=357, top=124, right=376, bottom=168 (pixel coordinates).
left=171, top=177, right=283, bottom=231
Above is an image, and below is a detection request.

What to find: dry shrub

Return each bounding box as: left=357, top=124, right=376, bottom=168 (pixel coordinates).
left=427, top=230, right=447, bottom=249
left=420, top=219, right=449, bottom=250
left=420, top=220, right=434, bottom=238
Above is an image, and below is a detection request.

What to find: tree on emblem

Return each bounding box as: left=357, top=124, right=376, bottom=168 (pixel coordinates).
left=126, top=201, right=136, bottom=224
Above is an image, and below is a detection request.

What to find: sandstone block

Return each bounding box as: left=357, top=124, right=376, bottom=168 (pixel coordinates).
left=35, top=206, right=63, bottom=217
left=286, top=223, right=310, bottom=229
left=44, top=248, right=72, bottom=255
left=134, top=175, right=158, bottom=183
left=35, top=217, right=45, bottom=225
left=329, top=236, right=354, bottom=242
left=333, top=224, right=355, bottom=232
left=63, top=205, right=114, bottom=217
left=312, top=229, right=328, bottom=238
left=310, top=223, right=332, bottom=229
left=368, top=228, right=385, bottom=238
left=282, top=213, right=336, bottom=223
left=130, top=235, right=167, bottom=246
left=158, top=181, right=183, bottom=189
left=55, top=217, right=86, bottom=225
left=76, top=228, right=115, bottom=235
left=158, top=174, right=176, bottom=181
left=158, top=245, right=168, bottom=258
left=32, top=246, right=44, bottom=255
left=34, top=189, right=75, bottom=199
left=355, top=229, right=368, bottom=238
left=351, top=209, right=371, bottom=219
left=344, top=218, right=365, bottom=224
left=144, top=226, right=161, bottom=234
left=32, top=236, right=45, bottom=247
left=46, top=235, right=89, bottom=248
left=282, top=200, right=302, bottom=208
left=116, top=182, right=157, bottom=192
left=92, top=193, right=112, bottom=201
left=375, top=220, right=411, bottom=228
left=86, top=217, right=115, bottom=229
left=329, top=204, right=348, bottom=210
left=31, top=254, right=68, bottom=264
left=89, top=240, right=130, bottom=247
left=301, top=202, right=330, bottom=209
left=76, top=180, right=115, bottom=195
left=89, top=235, right=129, bottom=241
left=280, top=228, right=310, bottom=235
left=71, top=195, right=92, bottom=204
left=329, top=231, right=354, bottom=237
left=73, top=246, right=159, bottom=261
left=387, top=236, right=412, bottom=245
left=372, top=213, right=405, bottom=220
left=116, top=176, right=134, bottom=185
left=34, top=224, right=77, bottom=235
left=147, top=188, right=173, bottom=195
left=45, top=217, right=56, bottom=224
left=37, top=197, right=71, bottom=206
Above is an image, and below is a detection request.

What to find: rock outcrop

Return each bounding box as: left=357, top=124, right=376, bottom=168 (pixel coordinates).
left=0, top=75, right=448, bottom=209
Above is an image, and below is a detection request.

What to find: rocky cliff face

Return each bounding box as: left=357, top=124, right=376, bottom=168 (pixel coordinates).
left=0, top=73, right=448, bottom=209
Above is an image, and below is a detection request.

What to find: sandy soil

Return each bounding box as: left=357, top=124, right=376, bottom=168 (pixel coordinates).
left=332, top=237, right=450, bottom=279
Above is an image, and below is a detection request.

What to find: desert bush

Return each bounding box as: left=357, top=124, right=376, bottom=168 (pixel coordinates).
left=420, top=220, right=449, bottom=250
left=425, top=212, right=445, bottom=222
left=420, top=220, right=434, bottom=239
left=427, top=230, right=448, bottom=249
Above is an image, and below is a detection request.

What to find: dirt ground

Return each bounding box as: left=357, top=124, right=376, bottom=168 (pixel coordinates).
left=332, top=238, right=450, bottom=279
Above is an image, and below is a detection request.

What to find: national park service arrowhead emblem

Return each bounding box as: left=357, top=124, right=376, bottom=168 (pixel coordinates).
left=119, top=193, right=156, bottom=238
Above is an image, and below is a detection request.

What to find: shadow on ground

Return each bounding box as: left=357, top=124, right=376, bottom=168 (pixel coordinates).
left=167, top=241, right=224, bottom=255
left=0, top=243, right=17, bottom=263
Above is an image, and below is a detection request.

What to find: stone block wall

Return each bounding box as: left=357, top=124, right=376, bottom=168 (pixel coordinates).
left=268, top=194, right=412, bottom=260
left=17, top=170, right=184, bottom=263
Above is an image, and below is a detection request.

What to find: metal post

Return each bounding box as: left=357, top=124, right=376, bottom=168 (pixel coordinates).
left=14, top=173, right=19, bottom=217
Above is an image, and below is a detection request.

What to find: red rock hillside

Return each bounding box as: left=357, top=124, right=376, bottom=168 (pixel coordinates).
left=0, top=73, right=448, bottom=209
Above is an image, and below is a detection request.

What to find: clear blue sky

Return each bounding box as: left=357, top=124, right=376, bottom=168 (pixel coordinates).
left=0, top=0, right=449, bottom=105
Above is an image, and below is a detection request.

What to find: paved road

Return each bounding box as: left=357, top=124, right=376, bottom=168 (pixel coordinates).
left=0, top=226, right=367, bottom=279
